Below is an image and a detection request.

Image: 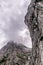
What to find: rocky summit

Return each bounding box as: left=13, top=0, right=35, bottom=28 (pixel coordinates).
left=0, top=41, right=31, bottom=65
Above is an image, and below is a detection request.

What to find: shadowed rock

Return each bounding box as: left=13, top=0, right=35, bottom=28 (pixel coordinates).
left=24, top=0, right=43, bottom=65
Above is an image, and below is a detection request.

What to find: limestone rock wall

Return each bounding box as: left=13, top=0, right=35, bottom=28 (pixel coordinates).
left=24, top=0, right=43, bottom=65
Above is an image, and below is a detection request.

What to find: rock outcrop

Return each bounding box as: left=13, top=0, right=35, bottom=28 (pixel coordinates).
left=0, top=41, right=31, bottom=65
left=24, top=0, right=43, bottom=65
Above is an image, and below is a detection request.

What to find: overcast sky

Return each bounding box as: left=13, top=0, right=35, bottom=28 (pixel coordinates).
left=0, top=0, right=32, bottom=49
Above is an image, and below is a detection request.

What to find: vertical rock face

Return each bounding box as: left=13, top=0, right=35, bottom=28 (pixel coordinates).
left=24, top=0, right=43, bottom=65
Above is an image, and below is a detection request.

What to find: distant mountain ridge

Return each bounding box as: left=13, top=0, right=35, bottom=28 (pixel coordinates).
left=0, top=41, right=31, bottom=65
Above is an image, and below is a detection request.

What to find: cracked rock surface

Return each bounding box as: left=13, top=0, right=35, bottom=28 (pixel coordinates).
left=25, top=0, right=43, bottom=65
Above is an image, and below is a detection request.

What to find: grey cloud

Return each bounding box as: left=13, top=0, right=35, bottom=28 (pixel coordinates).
left=0, top=0, right=32, bottom=49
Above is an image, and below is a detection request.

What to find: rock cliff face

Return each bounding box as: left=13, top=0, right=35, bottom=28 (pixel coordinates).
left=0, top=41, right=31, bottom=65
left=24, top=0, right=43, bottom=65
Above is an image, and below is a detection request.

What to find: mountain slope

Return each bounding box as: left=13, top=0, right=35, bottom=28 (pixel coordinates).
left=0, top=41, right=31, bottom=65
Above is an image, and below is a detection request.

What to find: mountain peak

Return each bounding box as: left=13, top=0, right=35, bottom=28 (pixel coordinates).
left=0, top=41, right=31, bottom=65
